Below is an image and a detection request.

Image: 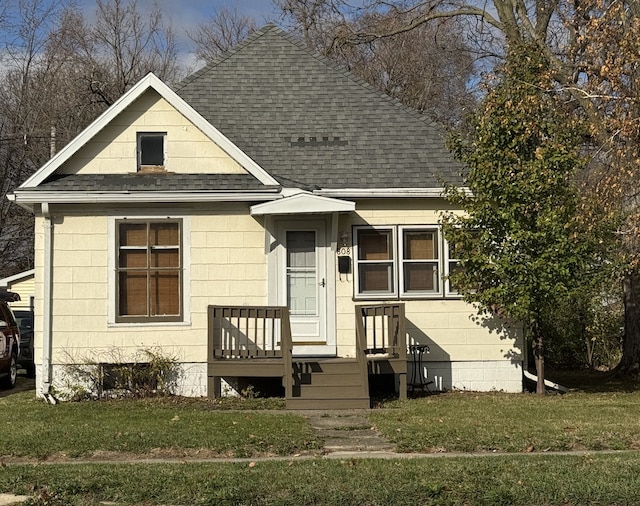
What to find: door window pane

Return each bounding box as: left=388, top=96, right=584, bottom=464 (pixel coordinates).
left=286, top=231, right=317, bottom=316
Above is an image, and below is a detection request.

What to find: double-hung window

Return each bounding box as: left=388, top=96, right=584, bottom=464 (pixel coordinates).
left=355, top=227, right=397, bottom=297
left=354, top=225, right=456, bottom=299
left=399, top=226, right=440, bottom=297
left=116, top=220, right=182, bottom=322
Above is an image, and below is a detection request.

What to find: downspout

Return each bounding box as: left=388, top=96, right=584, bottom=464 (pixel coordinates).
left=41, top=203, right=56, bottom=404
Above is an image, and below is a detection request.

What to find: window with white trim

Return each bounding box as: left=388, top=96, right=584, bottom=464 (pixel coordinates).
left=444, top=238, right=463, bottom=296
left=137, top=132, right=166, bottom=171
left=354, top=225, right=458, bottom=299
left=116, top=220, right=182, bottom=322
left=399, top=226, right=441, bottom=296
left=355, top=227, right=397, bottom=297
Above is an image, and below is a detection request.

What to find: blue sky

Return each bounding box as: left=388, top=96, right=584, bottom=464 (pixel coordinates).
left=76, top=0, right=281, bottom=52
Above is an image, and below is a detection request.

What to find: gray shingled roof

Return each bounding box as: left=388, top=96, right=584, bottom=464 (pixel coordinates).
left=33, top=173, right=276, bottom=192
left=175, top=25, right=464, bottom=190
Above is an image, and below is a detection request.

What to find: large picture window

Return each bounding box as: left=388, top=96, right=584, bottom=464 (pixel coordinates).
left=116, top=220, right=182, bottom=322
left=354, top=225, right=456, bottom=299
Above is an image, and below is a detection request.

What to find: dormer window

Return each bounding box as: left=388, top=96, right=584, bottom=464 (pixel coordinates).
left=137, top=132, right=165, bottom=172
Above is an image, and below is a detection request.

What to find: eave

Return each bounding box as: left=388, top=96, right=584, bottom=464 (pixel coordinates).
left=314, top=188, right=446, bottom=198
left=8, top=190, right=282, bottom=210
left=313, top=187, right=471, bottom=198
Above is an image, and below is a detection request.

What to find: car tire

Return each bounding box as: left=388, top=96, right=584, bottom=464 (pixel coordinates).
left=1, top=352, right=17, bottom=389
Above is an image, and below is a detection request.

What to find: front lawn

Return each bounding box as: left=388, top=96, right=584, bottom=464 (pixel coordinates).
left=0, top=392, right=319, bottom=460
left=2, top=453, right=640, bottom=505
left=4, top=383, right=640, bottom=504
left=371, top=390, right=640, bottom=453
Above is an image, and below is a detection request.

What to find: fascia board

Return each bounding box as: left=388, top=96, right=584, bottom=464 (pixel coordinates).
left=11, top=190, right=282, bottom=204
left=314, top=187, right=472, bottom=198
left=21, top=73, right=279, bottom=189
left=314, top=188, right=445, bottom=198
left=0, top=269, right=35, bottom=287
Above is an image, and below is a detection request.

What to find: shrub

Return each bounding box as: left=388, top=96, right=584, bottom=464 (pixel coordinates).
left=61, top=347, right=181, bottom=400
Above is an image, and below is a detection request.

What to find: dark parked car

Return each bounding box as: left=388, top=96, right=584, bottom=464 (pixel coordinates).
left=15, top=309, right=34, bottom=378
left=0, top=291, right=21, bottom=389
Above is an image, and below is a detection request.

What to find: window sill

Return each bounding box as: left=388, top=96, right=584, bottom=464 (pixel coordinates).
left=353, top=294, right=463, bottom=301
left=138, top=165, right=166, bottom=173
left=108, top=320, right=191, bottom=328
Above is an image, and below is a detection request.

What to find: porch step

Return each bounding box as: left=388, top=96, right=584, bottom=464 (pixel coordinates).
left=293, top=359, right=364, bottom=375
left=287, top=359, right=370, bottom=410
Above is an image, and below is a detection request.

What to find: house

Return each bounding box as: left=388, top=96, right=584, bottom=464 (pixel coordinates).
left=9, top=25, right=523, bottom=407
left=0, top=269, right=35, bottom=310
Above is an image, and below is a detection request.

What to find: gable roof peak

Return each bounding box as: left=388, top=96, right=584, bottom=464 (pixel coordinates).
left=19, top=71, right=279, bottom=189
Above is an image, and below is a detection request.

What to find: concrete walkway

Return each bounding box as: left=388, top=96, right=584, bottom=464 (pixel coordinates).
left=303, top=410, right=395, bottom=453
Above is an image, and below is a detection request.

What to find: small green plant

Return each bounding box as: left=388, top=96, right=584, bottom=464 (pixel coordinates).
left=61, top=347, right=181, bottom=400
left=240, top=384, right=259, bottom=399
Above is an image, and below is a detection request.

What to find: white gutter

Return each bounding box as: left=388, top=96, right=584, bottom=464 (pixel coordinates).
left=314, top=187, right=472, bottom=198
left=10, top=190, right=282, bottom=205
left=41, top=203, right=54, bottom=399
left=314, top=188, right=447, bottom=198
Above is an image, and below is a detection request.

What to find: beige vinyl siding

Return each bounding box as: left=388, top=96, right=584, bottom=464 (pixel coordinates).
left=58, top=90, right=246, bottom=175
left=32, top=197, right=521, bottom=395
left=334, top=198, right=523, bottom=362
left=3, top=274, right=35, bottom=310
left=33, top=205, right=268, bottom=368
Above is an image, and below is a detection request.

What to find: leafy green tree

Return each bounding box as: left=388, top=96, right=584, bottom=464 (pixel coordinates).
left=442, top=44, right=595, bottom=393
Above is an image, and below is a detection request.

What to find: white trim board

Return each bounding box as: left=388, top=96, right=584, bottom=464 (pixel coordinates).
left=20, top=73, right=279, bottom=189
left=0, top=269, right=35, bottom=288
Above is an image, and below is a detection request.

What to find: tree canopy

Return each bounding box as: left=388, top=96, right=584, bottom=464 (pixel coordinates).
left=442, top=45, right=596, bottom=392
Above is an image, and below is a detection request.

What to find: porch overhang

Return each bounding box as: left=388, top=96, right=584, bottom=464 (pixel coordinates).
left=250, top=191, right=355, bottom=215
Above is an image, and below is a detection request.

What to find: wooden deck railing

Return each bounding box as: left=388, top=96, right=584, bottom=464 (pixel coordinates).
left=356, top=303, right=407, bottom=400
left=356, top=303, right=407, bottom=359
left=207, top=305, right=293, bottom=399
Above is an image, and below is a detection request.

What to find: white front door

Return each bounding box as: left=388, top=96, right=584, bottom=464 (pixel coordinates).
left=276, top=219, right=334, bottom=356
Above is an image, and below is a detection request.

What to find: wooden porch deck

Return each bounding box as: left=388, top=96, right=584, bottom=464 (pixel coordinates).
left=207, top=304, right=407, bottom=410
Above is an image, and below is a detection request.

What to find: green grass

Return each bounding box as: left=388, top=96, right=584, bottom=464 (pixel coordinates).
left=0, top=392, right=318, bottom=459
left=371, top=390, right=640, bottom=453
left=5, top=373, right=640, bottom=503
left=3, top=453, right=640, bottom=505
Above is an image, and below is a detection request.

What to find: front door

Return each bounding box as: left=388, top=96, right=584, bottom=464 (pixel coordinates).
left=276, top=219, right=333, bottom=356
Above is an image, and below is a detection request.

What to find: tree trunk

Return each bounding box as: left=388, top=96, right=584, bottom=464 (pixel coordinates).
left=617, top=268, right=640, bottom=374
left=532, top=319, right=546, bottom=394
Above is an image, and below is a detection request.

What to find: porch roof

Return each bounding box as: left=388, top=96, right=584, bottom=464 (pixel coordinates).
left=250, top=192, right=355, bottom=215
